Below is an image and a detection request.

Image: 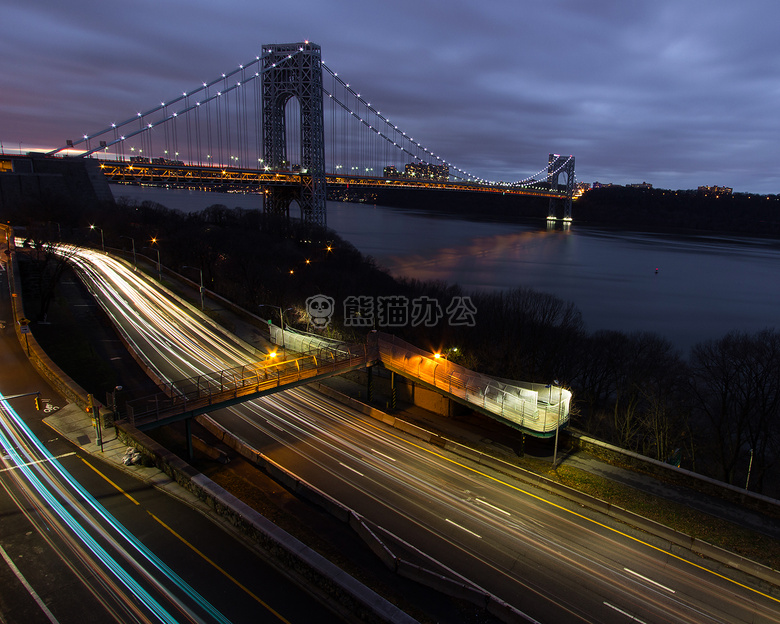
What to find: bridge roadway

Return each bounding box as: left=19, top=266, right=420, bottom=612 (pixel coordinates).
left=57, top=245, right=780, bottom=624
left=96, top=159, right=566, bottom=198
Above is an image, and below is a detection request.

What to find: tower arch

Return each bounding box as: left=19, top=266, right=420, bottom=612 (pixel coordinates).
left=547, top=154, right=575, bottom=221
left=262, top=42, right=327, bottom=227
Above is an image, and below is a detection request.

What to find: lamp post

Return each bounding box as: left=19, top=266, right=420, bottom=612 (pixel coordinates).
left=552, top=379, right=561, bottom=467
left=120, top=235, right=136, bottom=267
left=183, top=265, right=204, bottom=310
left=90, top=224, right=104, bottom=253
left=143, top=245, right=161, bottom=281
left=433, top=351, right=446, bottom=387
left=259, top=304, right=292, bottom=350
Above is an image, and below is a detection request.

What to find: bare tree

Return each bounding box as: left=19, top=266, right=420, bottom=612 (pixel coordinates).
left=689, top=330, right=780, bottom=490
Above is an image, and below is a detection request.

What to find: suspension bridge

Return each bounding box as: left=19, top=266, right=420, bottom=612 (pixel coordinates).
left=46, top=41, right=576, bottom=225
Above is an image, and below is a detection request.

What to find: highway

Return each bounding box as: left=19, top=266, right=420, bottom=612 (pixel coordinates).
left=0, top=392, right=231, bottom=624
left=60, top=244, right=780, bottom=624
left=0, top=242, right=348, bottom=624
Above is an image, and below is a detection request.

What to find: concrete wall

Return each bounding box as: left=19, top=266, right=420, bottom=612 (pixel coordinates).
left=116, top=423, right=419, bottom=624
left=343, top=362, right=780, bottom=521
left=195, top=412, right=532, bottom=624
left=342, top=366, right=467, bottom=418
left=3, top=225, right=93, bottom=412
left=0, top=154, right=114, bottom=212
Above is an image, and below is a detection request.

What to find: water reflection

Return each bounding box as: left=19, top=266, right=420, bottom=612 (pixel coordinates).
left=111, top=186, right=780, bottom=353
left=327, top=202, right=780, bottom=353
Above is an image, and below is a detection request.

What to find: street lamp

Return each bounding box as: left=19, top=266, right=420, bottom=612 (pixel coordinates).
left=259, top=304, right=293, bottom=350
left=120, top=235, right=136, bottom=267
left=551, top=379, right=562, bottom=467
left=90, top=224, right=104, bottom=253
left=143, top=244, right=161, bottom=281
left=182, top=265, right=205, bottom=310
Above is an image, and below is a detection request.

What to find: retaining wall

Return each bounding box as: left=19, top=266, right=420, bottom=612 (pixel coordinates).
left=115, top=424, right=418, bottom=624
left=3, top=225, right=92, bottom=412
left=195, top=413, right=536, bottom=624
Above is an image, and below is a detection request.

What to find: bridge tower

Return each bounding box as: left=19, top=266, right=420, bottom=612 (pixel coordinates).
left=546, top=154, right=575, bottom=221
left=262, top=42, right=327, bottom=227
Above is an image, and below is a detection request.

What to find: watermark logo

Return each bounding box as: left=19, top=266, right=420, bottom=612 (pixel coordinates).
left=305, top=294, right=335, bottom=328
left=306, top=295, right=477, bottom=329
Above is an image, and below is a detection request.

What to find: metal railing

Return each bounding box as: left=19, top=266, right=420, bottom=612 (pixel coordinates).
left=124, top=343, right=371, bottom=427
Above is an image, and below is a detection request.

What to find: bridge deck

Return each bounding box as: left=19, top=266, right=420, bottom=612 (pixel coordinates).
left=123, top=346, right=373, bottom=431
left=97, top=160, right=567, bottom=198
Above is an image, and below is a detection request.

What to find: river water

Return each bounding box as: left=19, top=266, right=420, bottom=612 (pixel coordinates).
left=111, top=185, right=780, bottom=354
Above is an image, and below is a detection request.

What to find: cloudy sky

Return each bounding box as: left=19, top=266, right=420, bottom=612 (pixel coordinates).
left=2, top=0, right=778, bottom=193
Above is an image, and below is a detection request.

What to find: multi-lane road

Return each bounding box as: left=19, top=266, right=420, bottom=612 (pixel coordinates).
left=1, top=243, right=346, bottom=624
left=60, top=245, right=780, bottom=623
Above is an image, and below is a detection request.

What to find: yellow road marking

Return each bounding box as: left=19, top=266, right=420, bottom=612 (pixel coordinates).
left=80, top=456, right=293, bottom=622
left=354, top=413, right=780, bottom=606
left=147, top=511, right=293, bottom=624
left=79, top=456, right=141, bottom=506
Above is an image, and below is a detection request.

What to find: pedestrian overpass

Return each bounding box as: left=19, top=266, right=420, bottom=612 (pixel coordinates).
left=121, top=328, right=570, bottom=439
left=123, top=343, right=374, bottom=431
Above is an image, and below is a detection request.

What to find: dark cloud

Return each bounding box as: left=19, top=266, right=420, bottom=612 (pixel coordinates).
left=1, top=0, right=778, bottom=192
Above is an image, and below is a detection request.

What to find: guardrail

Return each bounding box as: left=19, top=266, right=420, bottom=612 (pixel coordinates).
left=124, top=344, right=372, bottom=427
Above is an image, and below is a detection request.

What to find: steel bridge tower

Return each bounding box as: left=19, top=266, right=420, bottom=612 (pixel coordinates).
left=262, top=41, right=327, bottom=227
left=546, top=154, right=575, bottom=221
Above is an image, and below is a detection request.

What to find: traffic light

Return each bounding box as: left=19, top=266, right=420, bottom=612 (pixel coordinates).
left=34, top=394, right=41, bottom=411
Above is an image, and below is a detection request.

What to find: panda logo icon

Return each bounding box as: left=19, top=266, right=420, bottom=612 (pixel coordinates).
left=306, top=295, right=335, bottom=328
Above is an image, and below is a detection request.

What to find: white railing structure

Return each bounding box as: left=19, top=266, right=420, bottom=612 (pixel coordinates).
left=370, top=332, right=570, bottom=435
left=269, top=324, right=355, bottom=359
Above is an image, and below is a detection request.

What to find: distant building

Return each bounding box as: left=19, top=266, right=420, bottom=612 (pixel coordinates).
left=403, top=162, right=449, bottom=181
left=698, top=185, right=732, bottom=196
left=383, top=165, right=400, bottom=178
left=573, top=182, right=590, bottom=197
left=591, top=181, right=615, bottom=189
left=627, top=181, right=653, bottom=189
